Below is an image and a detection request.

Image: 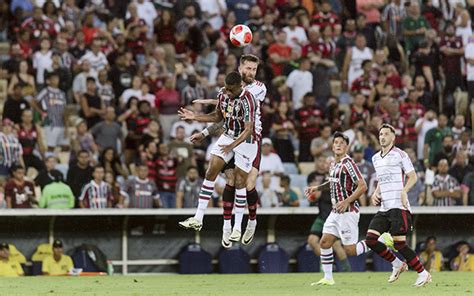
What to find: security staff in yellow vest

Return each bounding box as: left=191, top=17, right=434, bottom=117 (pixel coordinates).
left=0, top=243, right=24, bottom=277
left=42, top=240, right=74, bottom=276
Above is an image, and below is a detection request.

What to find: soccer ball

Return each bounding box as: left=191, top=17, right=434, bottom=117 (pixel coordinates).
left=229, top=24, right=253, bottom=47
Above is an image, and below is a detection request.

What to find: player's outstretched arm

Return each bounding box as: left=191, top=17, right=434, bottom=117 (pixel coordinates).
left=178, top=107, right=223, bottom=123
left=193, top=99, right=218, bottom=105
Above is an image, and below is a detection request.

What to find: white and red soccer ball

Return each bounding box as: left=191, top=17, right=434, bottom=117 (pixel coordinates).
left=229, top=24, right=253, bottom=47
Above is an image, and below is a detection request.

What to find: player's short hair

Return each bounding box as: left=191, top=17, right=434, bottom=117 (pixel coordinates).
left=240, top=54, right=260, bottom=65
left=379, top=123, right=396, bottom=134
left=86, top=77, right=96, bottom=84
left=10, top=164, right=24, bottom=175
left=333, top=131, right=350, bottom=145
left=93, top=165, right=104, bottom=172
left=225, top=71, right=242, bottom=86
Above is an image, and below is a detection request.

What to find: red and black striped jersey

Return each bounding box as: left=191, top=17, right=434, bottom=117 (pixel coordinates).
left=217, top=88, right=258, bottom=143
left=328, top=155, right=363, bottom=213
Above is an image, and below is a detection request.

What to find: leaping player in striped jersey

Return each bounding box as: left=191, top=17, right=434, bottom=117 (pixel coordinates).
left=178, top=72, right=259, bottom=244
left=366, top=124, right=431, bottom=287
left=305, top=132, right=372, bottom=286
left=180, top=55, right=266, bottom=248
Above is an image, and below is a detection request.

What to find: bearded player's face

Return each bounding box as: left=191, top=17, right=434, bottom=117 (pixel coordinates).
left=239, top=61, right=258, bottom=85
left=379, top=128, right=395, bottom=148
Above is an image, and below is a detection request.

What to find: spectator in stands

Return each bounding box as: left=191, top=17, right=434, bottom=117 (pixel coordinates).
left=31, top=71, right=69, bottom=153
left=5, top=165, right=36, bottom=208
left=268, top=30, right=292, bottom=77
left=271, top=100, right=296, bottom=163
left=32, top=38, right=53, bottom=88
left=258, top=171, right=279, bottom=208
left=282, top=13, right=308, bottom=49
left=449, top=151, right=472, bottom=185
left=120, top=75, right=142, bottom=109
left=90, top=107, right=123, bottom=152
left=351, top=59, right=374, bottom=99
left=96, top=69, right=115, bottom=108
left=72, top=60, right=94, bottom=104
left=123, top=162, right=160, bottom=209
left=382, top=0, right=405, bottom=38
left=295, top=93, right=323, bottom=161
left=7, top=60, right=36, bottom=101
left=431, top=159, right=462, bottom=206
left=79, top=165, right=113, bottom=209
left=405, top=147, right=425, bottom=206
left=342, top=33, right=373, bottom=89
left=424, top=114, right=450, bottom=167
left=80, top=77, right=104, bottom=129
left=0, top=119, right=24, bottom=178
left=105, top=171, right=124, bottom=208
left=453, top=131, right=474, bottom=162
left=402, top=1, right=430, bottom=53
left=155, top=144, right=178, bottom=208
left=34, top=156, right=63, bottom=191
left=67, top=150, right=93, bottom=205
left=18, top=109, right=46, bottom=172
left=2, top=84, right=30, bottom=125
left=39, top=174, right=74, bottom=209
left=71, top=118, right=98, bottom=161
left=279, top=175, right=299, bottom=207
left=356, top=13, right=376, bottom=50
left=108, top=52, right=136, bottom=98
left=415, top=109, right=438, bottom=161
left=462, top=172, right=474, bottom=206
left=169, top=126, right=196, bottom=179
left=451, top=242, right=474, bottom=271
left=420, top=236, right=443, bottom=272
left=79, top=37, right=109, bottom=75
left=311, top=124, right=333, bottom=158
left=352, top=144, right=374, bottom=206
left=286, top=57, right=313, bottom=110
left=0, top=243, right=24, bottom=277
left=432, top=134, right=456, bottom=167
left=176, top=166, right=202, bottom=208
left=42, top=239, right=74, bottom=276
left=306, top=155, right=330, bottom=204
left=155, top=75, right=181, bottom=143
left=181, top=74, right=208, bottom=108
left=258, top=137, right=284, bottom=189
left=99, top=148, right=129, bottom=180
left=451, top=115, right=467, bottom=142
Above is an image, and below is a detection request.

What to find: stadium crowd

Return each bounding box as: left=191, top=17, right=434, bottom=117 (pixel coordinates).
left=0, top=0, right=472, bottom=212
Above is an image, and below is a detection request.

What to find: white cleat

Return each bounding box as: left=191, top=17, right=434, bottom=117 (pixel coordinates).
left=222, top=229, right=233, bottom=249
left=229, top=228, right=241, bottom=242
left=178, top=217, right=202, bottom=231
left=388, top=262, right=408, bottom=283
left=413, top=271, right=432, bottom=287
left=241, top=224, right=256, bottom=245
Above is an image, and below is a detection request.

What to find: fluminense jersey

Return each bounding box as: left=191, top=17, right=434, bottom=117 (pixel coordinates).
left=328, top=155, right=363, bottom=213
left=217, top=88, right=258, bottom=143
left=245, top=80, right=267, bottom=142
left=372, top=146, right=415, bottom=212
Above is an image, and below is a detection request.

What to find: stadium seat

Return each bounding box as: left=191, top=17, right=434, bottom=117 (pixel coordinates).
left=31, top=261, right=43, bottom=276
left=179, top=243, right=213, bottom=274
left=218, top=245, right=251, bottom=274
left=296, top=243, right=320, bottom=272
left=258, top=243, right=289, bottom=273
left=71, top=250, right=100, bottom=272
left=283, top=163, right=298, bottom=175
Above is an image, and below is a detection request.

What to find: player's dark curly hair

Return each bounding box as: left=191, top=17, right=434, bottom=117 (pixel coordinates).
left=225, top=71, right=242, bottom=86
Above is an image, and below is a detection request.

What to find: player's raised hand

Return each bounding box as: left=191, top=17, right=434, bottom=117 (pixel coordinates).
left=190, top=132, right=205, bottom=144
left=178, top=108, right=195, bottom=121
left=304, top=186, right=317, bottom=201
left=371, top=191, right=381, bottom=206
left=193, top=99, right=218, bottom=105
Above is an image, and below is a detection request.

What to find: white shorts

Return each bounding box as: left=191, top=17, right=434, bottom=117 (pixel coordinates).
left=44, top=126, right=69, bottom=147
left=322, top=211, right=360, bottom=245
left=210, top=134, right=257, bottom=173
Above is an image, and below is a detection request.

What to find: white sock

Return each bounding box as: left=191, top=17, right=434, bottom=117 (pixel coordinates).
left=392, top=256, right=404, bottom=268
left=248, top=219, right=257, bottom=228
left=356, top=240, right=369, bottom=256
left=194, top=179, right=215, bottom=222
left=233, top=188, right=246, bottom=231
left=320, top=248, right=334, bottom=280
left=223, top=219, right=232, bottom=231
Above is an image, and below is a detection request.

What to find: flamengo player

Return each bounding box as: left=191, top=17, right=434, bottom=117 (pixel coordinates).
left=178, top=72, right=258, bottom=242
left=183, top=54, right=266, bottom=245
left=367, top=124, right=431, bottom=287
left=305, top=132, right=370, bottom=286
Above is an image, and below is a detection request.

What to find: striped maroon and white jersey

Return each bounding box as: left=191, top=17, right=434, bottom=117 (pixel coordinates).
left=0, top=133, right=23, bottom=167
left=122, top=177, right=160, bottom=209
left=372, top=147, right=415, bottom=212
left=245, top=80, right=267, bottom=142
left=217, top=88, right=258, bottom=143
left=79, top=180, right=112, bottom=209
left=328, top=155, right=363, bottom=213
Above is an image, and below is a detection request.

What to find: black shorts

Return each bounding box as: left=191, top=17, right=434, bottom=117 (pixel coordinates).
left=368, top=209, right=413, bottom=236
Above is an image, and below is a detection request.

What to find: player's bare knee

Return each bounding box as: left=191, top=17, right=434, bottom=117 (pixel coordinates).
left=224, top=169, right=235, bottom=186
left=204, top=168, right=219, bottom=181
left=234, top=171, right=247, bottom=188
left=320, top=239, right=332, bottom=249
left=343, top=245, right=357, bottom=256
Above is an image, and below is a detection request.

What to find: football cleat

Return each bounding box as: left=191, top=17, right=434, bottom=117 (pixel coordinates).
left=222, top=229, right=233, bottom=249
left=388, top=262, right=408, bottom=283
left=381, top=232, right=395, bottom=251
left=241, top=224, right=256, bottom=245
left=229, top=228, right=242, bottom=242
left=413, top=271, right=432, bottom=287
left=311, top=278, right=335, bottom=286
left=178, top=217, right=202, bottom=231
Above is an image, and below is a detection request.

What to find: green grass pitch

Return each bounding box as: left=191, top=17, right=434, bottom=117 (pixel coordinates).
left=1, top=272, right=473, bottom=295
